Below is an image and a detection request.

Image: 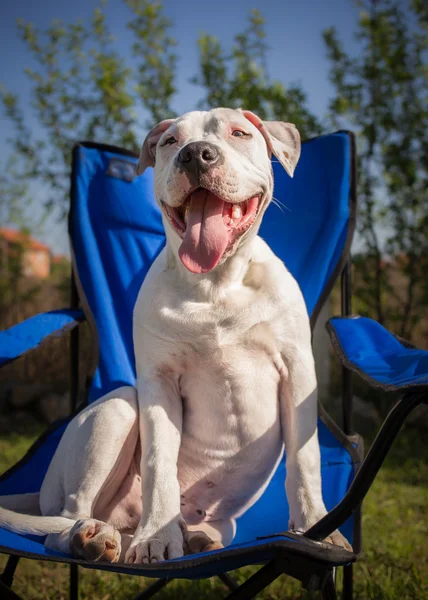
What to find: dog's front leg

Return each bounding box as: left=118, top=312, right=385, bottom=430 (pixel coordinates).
left=280, top=347, right=351, bottom=550
left=125, top=375, right=184, bottom=564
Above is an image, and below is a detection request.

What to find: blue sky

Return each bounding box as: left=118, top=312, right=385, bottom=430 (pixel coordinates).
left=0, top=0, right=361, bottom=254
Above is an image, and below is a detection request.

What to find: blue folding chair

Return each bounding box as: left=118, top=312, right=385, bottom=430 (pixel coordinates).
left=1, top=132, right=426, bottom=600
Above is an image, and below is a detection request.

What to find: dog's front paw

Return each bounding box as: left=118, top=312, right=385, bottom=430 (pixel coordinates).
left=324, top=529, right=353, bottom=551
left=125, top=518, right=185, bottom=564
left=70, top=519, right=121, bottom=563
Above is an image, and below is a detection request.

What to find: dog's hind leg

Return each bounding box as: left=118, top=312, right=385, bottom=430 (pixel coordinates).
left=41, top=386, right=139, bottom=562
left=183, top=519, right=236, bottom=554
left=0, top=493, right=41, bottom=514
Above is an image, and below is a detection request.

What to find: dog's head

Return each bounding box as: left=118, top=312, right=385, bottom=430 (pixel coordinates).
left=137, top=108, right=300, bottom=274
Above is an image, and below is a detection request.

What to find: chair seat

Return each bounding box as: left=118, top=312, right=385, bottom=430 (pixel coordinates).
left=0, top=414, right=358, bottom=571
left=0, top=528, right=355, bottom=581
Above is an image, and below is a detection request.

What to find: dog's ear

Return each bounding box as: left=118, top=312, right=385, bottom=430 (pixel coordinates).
left=240, top=110, right=301, bottom=178
left=137, top=119, right=176, bottom=176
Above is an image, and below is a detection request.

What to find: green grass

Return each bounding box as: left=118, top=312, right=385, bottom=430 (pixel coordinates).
left=0, top=418, right=427, bottom=599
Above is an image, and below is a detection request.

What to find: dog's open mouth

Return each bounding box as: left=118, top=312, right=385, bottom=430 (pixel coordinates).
left=162, top=189, right=261, bottom=274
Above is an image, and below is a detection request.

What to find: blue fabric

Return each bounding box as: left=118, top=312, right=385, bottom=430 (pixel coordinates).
left=329, top=316, right=428, bottom=390
left=263, top=134, right=352, bottom=316
left=0, top=530, right=352, bottom=579
left=0, top=309, right=84, bottom=367
left=0, top=133, right=357, bottom=567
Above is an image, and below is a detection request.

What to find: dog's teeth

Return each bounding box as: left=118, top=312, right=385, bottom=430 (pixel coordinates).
left=232, top=205, right=242, bottom=220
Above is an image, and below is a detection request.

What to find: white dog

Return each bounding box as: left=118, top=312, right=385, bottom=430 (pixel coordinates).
left=0, top=108, right=350, bottom=563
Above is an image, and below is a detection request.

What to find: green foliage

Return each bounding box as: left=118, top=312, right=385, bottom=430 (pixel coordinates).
left=49, top=256, right=72, bottom=304
left=0, top=229, right=41, bottom=319
left=1, top=6, right=138, bottom=217
left=4, top=0, right=426, bottom=345
left=0, top=154, right=43, bottom=315
left=324, top=0, right=428, bottom=341
left=1, top=1, right=320, bottom=222
left=193, top=9, right=322, bottom=138
left=126, top=0, right=178, bottom=127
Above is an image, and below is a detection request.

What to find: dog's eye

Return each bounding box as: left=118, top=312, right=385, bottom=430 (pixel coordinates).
left=232, top=130, right=247, bottom=137
left=162, top=136, right=177, bottom=146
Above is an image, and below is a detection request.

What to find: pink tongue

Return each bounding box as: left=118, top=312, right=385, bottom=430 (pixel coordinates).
left=179, top=189, right=229, bottom=273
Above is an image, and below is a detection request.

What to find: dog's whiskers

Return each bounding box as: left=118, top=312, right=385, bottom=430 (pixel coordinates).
left=271, top=196, right=290, bottom=214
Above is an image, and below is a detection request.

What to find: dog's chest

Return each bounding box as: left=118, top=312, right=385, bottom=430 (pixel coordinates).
left=174, top=296, right=283, bottom=436
left=176, top=310, right=284, bottom=522
left=151, top=281, right=285, bottom=405
left=158, top=282, right=281, bottom=352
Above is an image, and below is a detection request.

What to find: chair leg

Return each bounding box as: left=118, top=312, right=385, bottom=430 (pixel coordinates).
left=321, top=571, right=338, bottom=600
left=224, top=561, right=282, bottom=600
left=132, top=578, right=170, bottom=600
left=0, top=580, right=24, bottom=600
left=342, top=564, right=353, bottom=600
left=218, top=572, right=239, bottom=591
left=70, top=564, right=79, bottom=600
left=1, top=555, right=20, bottom=587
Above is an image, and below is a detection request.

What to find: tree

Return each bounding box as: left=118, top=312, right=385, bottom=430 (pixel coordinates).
left=0, top=1, right=320, bottom=222
left=324, top=0, right=428, bottom=342
left=126, top=0, right=178, bottom=126
left=0, top=227, right=42, bottom=322
left=0, top=157, right=43, bottom=319
left=1, top=4, right=137, bottom=217
left=193, top=9, right=321, bottom=136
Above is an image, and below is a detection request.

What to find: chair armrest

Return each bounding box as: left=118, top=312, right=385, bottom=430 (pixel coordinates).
left=304, top=387, right=426, bottom=544
left=327, top=316, right=428, bottom=392
left=304, top=316, right=428, bottom=544
left=0, top=309, right=85, bottom=367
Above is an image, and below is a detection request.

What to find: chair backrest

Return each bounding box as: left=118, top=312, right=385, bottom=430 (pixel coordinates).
left=70, top=132, right=355, bottom=403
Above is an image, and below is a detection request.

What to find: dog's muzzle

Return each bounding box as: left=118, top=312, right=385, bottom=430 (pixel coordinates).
left=175, top=142, right=223, bottom=177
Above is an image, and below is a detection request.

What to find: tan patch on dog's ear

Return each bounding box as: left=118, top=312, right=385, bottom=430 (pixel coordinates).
left=240, top=110, right=301, bottom=178
left=137, top=119, right=176, bottom=176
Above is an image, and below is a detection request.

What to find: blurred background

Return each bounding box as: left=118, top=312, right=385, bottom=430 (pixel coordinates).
left=0, top=1, right=427, bottom=598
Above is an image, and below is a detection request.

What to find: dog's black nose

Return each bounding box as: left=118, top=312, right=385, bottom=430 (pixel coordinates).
left=176, top=142, right=221, bottom=175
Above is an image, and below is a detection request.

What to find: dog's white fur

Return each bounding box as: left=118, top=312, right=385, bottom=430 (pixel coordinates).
left=0, top=108, right=349, bottom=563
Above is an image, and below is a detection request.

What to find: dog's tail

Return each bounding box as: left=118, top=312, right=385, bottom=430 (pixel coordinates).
left=0, top=496, right=75, bottom=536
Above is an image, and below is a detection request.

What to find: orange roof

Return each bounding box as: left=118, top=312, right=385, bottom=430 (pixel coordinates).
left=0, top=228, right=50, bottom=252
